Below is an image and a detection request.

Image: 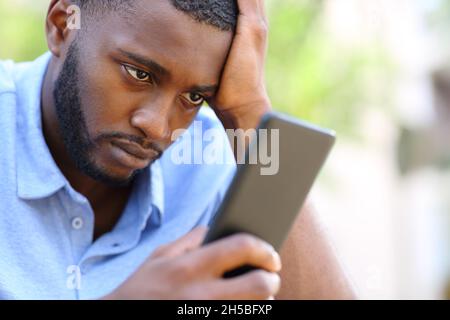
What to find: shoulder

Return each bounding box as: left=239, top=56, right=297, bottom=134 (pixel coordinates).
left=0, top=59, right=17, bottom=94
left=0, top=54, right=48, bottom=95
left=158, top=107, right=237, bottom=222
left=0, top=58, right=19, bottom=125
left=195, top=106, right=221, bottom=125
left=0, top=60, right=19, bottom=184
left=161, top=106, right=236, bottom=178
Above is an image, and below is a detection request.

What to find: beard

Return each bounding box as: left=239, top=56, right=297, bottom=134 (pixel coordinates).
left=53, top=42, right=142, bottom=187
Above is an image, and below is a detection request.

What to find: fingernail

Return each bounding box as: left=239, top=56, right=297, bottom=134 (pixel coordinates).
left=273, top=251, right=282, bottom=271
left=269, top=273, right=281, bottom=293
left=264, top=244, right=281, bottom=271
left=261, top=242, right=281, bottom=271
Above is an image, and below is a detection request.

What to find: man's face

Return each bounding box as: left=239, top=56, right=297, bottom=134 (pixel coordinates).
left=53, top=0, right=233, bottom=186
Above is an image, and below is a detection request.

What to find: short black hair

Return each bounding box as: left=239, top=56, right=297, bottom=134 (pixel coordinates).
left=75, top=0, right=238, bottom=31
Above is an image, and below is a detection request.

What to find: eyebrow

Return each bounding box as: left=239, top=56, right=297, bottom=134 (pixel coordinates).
left=117, top=49, right=170, bottom=78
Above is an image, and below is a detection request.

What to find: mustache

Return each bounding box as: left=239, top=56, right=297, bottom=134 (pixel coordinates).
left=97, top=132, right=164, bottom=156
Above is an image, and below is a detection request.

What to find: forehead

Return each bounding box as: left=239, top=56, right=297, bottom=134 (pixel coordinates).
left=84, top=0, right=233, bottom=83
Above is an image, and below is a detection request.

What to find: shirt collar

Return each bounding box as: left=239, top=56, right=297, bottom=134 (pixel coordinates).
left=15, top=52, right=67, bottom=199
left=150, top=159, right=165, bottom=219
left=134, top=159, right=165, bottom=224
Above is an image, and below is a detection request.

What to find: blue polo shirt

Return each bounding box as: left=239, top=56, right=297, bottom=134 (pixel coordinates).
left=0, top=52, right=236, bottom=299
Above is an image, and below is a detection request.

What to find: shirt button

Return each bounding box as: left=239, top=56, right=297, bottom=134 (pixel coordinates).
left=71, top=217, right=84, bottom=230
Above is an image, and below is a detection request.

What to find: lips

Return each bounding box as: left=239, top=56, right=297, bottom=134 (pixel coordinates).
left=111, top=139, right=159, bottom=160
left=109, top=139, right=160, bottom=170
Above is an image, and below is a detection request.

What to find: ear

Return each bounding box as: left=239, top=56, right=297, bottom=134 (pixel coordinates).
left=46, top=0, right=79, bottom=57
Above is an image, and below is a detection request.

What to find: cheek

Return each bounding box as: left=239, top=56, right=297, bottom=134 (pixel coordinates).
left=78, top=69, right=139, bottom=131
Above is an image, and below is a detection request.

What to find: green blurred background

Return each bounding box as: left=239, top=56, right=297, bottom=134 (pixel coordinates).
left=0, top=0, right=394, bottom=135
left=1, top=0, right=449, bottom=299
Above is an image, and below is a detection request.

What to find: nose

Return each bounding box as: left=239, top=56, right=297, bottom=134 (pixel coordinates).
left=130, top=97, right=172, bottom=143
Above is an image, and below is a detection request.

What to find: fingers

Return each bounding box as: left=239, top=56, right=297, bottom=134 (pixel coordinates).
left=190, top=233, right=282, bottom=277
left=236, top=0, right=260, bottom=18
left=237, top=0, right=268, bottom=24
left=257, top=0, right=268, bottom=24
left=235, top=0, right=269, bottom=49
left=208, top=270, right=281, bottom=300
left=151, top=226, right=208, bottom=259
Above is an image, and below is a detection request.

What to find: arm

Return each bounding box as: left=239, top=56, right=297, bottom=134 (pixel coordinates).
left=277, top=201, right=356, bottom=299
left=210, top=0, right=355, bottom=299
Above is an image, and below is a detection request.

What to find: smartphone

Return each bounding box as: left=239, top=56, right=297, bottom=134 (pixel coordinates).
left=203, top=112, right=336, bottom=277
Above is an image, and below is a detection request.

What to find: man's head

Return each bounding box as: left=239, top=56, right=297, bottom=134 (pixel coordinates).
left=46, top=0, right=237, bottom=186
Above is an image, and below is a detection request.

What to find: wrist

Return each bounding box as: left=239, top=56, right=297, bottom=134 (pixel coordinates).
left=217, top=99, right=272, bottom=131
left=215, top=99, right=271, bottom=161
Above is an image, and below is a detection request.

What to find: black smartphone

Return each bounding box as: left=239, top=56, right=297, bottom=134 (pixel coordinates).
left=203, top=112, right=336, bottom=277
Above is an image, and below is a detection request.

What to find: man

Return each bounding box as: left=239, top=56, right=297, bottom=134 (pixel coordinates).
left=0, top=0, right=355, bottom=299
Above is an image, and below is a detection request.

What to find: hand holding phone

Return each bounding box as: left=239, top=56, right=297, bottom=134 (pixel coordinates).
left=203, top=112, right=336, bottom=277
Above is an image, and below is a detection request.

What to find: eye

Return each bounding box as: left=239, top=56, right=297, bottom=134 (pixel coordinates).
left=181, top=92, right=205, bottom=107
left=124, top=65, right=152, bottom=83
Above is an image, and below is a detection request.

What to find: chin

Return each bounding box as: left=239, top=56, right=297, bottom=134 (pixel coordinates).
left=78, top=156, right=139, bottom=188
left=92, top=169, right=138, bottom=187
left=81, top=142, right=153, bottom=187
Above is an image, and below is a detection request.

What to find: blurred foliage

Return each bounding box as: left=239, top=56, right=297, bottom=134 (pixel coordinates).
left=426, top=0, right=450, bottom=58
left=266, top=0, right=393, bottom=135
left=0, top=0, right=48, bottom=61
left=427, top=0, right=450, bottom=28
left=0, top=0, right=393, bottom=136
